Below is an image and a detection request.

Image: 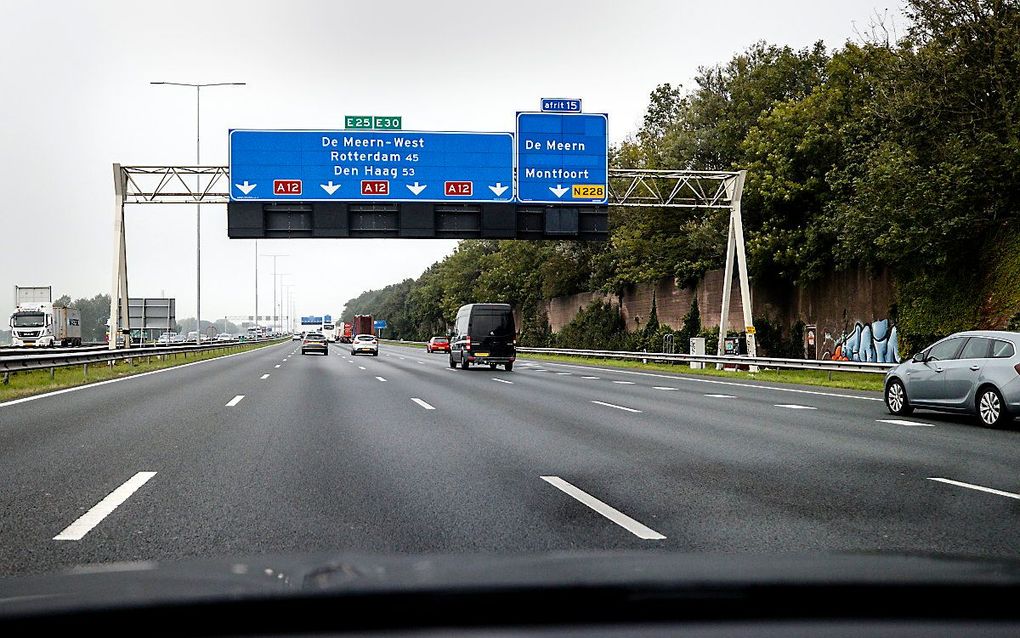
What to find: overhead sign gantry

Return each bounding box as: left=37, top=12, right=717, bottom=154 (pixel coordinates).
left=226, top=101, right=609, bottom=240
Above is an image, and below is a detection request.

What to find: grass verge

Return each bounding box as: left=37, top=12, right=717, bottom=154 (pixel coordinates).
left=0, top=340, right=284, bottom=403
left=515, top=353, right=885, bottom=393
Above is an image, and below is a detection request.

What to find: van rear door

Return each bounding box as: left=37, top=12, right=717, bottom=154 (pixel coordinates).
left=470, top=308, right=515, bottom=358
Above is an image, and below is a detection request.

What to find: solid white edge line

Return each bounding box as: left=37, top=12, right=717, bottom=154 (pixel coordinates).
left=492, top=378, right=514, bottom=384
left=54, top=472, right=157, bottom=541
left=411, top=398, right=435, bottom=410
left=927, top=477, right=1020, bottom=500
left=226, top=395, right=245, bottom=407
left=260, top=374, right=270, bottom=380
left=591, top=400, right=642, bottom=413
left=0, top=341, right=287, bottom=410
left=540, top=476, right=665, bottom=540
left=876, top=419, right=934, bottom=427
left=519, top=359, right=884, bottom=401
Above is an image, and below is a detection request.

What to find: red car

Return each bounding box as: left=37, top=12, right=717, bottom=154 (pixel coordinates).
left=426, top=336, right=450, bottom=353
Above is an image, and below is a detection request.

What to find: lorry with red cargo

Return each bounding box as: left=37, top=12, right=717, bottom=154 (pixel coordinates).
left=339, top=322, right=353, bottom=343
left=352, top=315, right=374, bottom=337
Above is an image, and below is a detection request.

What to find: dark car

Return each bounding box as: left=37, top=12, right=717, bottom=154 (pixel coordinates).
left=449, top=303, right=515, bottom=371
left=425, top=336, right=450, bottom=353
left=301, top=332, right=328, bottom=356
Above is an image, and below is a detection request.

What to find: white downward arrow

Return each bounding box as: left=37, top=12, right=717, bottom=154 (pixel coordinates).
left=320, top=181, right=341, bottom=195
left=549, top=184, right=569, bottom=198
left=488, top=182, right=509, bottom=197
left=235, top=181, right=257, bottom=195
left=406, top=182, right=427, bottom=196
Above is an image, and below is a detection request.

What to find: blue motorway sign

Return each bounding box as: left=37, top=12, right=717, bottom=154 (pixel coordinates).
left=373, top=320, right=387, bottom=329
left=229, top=130, right=514, bottom=203
left=540, top=98, right=582, bottom=113
left=515, top=113, right=608, bottom=204
left=324, top=315, right=332, bottom=323
left=301, top=316, right=323, bottom=325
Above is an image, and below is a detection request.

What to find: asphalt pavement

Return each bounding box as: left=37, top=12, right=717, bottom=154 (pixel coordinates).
left=2, top=340, right=1019, bottom=577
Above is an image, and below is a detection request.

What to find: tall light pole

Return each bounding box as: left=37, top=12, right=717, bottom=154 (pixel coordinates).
left=260, top=254, right=288, bottom=333
left=150, top=81, right=245, bottom=344
left=275, top=273, right=292, bottom=333
left=283, top=284, right=296, bottom=333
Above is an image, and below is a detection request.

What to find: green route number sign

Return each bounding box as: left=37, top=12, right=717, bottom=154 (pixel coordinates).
left=345, top=115, right=402, bottom=130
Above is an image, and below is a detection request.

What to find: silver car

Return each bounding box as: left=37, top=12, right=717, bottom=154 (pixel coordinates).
left=884, top=331, right=1020, bottom=427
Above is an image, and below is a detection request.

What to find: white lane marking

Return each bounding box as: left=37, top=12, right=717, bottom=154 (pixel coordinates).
left=418, top=361, right=425, bottom=364
left=581, top=376, right=600, bottom=380
left=226, top=395, right=245, bottom=407
left=612, top=381, right=635, bottom=385
left=556, top=372, right=571, bottom=375
left=0, top=341, right=289, bottom=410
left=375, top=376, right=387, bottom=382
left=775, top=404, right=817, bottom=410
left=532, top=369, right=547, bottom=372
left=877, top=419, right=934, bottom=427
left=260, top=374, right=270, bottom=380
left=927, top=477, right=1020, bottom=500
left=54, top=472, right=157, bottom=541
left=411, top=398, right=435, bottom=410
left=653, top=386, right=677, bottom=391
left=540, top=476, right=665, bottom=540
left=492, top=378, right=514, bottom=384
left=400, top=357, right=406, bottom=360
left=282, top=359, right=287, bottom=362
left=705, top=393, right=736, bottom=398
left=521, top=360, right=884, bottom=402
left=591, top=400, right=642, bottom=413
left=358, top=366, right=366, bottom=370
left=274, top=364, right=281, bottom=369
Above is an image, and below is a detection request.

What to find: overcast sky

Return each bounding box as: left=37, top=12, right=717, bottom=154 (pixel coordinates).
left=0, top=0, right=903, bottom=328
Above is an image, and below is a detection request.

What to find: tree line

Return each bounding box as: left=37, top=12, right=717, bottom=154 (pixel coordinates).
left=342, top=2, right=1016, bottom=353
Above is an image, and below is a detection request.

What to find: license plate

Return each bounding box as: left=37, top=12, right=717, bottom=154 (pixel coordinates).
left=474, top=352, right=490, bottom=357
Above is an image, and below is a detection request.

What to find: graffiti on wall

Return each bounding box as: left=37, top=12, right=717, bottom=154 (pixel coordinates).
left=822, top=319, right=900, bottom=363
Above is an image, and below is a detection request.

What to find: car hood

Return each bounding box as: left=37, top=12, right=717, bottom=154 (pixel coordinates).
left=2, top=551, right=1020, bottom=617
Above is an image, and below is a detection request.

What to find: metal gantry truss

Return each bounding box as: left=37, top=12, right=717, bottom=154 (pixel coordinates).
left=120, top=165, right=745, bottom=209
left=111, top=165, right=756, bottom=359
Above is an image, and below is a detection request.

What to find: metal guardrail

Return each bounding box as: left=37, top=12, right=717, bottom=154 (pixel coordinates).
left=0, top=338, right=288, bottom=380
left=515, top=347, right=896, bottom=374
left=378, top=339, right=895, bottom=374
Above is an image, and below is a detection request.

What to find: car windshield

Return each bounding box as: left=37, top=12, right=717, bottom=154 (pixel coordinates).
left=5, top=0, right=1020, bottom=620
left=12, top=313, right=45, bottom=327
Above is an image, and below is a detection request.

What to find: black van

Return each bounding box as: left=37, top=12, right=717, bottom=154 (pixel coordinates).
left=449, top=303, right=516, bottom=371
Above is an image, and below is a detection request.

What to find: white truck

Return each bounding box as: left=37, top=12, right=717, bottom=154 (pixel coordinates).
left=322, top=322, right=337, bottom=342
left=9, top=286, right=83, bottom=347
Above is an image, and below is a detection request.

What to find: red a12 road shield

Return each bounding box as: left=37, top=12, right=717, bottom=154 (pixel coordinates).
left=444, top=181, right=473, bottom=196
left=361, top=180, right=390, bottom=196
left=273, top=179, right=302, bottom=195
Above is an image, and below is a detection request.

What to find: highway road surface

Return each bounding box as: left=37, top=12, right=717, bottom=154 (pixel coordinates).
left=2, top=340, right=1019, bottom=576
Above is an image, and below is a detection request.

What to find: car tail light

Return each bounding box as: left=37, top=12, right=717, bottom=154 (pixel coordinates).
left=466, top=335, right=472, bottom=350
left=1015, top=363, right=1020, bottom=376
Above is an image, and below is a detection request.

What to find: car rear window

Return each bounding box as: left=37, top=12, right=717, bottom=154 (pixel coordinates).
left=435, top=337, right=448, bottom=342
left=991, top=340, right=1015, bottom=358
left=357, top=335, right=374, bottom=341
left=471, top=310, right=515, bottom=338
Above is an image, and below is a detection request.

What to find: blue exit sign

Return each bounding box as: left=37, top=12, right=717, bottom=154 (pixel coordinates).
left=541, top=98, right=582, bottom=113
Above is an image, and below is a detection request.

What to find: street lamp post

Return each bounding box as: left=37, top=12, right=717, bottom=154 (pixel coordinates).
left=150, top=81, right=245, bottom=344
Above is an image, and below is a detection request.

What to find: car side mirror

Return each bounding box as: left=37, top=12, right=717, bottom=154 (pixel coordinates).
left=911, top=352, right=926, bottom=363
